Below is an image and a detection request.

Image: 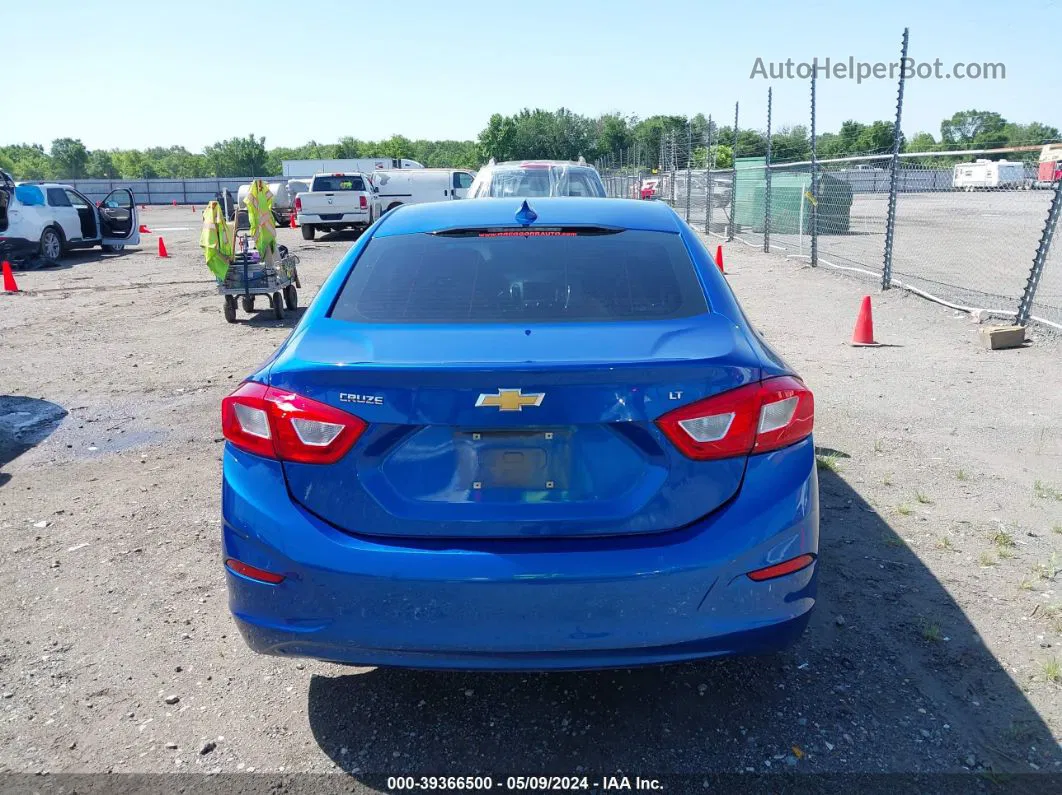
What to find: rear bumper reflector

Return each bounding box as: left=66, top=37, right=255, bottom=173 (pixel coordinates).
left=746, top=553, right=816, bottom=582
left=225, top=558, right=285, bottom=584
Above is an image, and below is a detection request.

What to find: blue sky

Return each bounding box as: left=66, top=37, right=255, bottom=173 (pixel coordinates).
left=4, top=0, right=1059, bottom=151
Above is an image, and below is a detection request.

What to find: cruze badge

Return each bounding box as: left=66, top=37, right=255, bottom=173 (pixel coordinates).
left=339, top=392, right=383, bottom=406
left=476, top=389, right=544, bottom=412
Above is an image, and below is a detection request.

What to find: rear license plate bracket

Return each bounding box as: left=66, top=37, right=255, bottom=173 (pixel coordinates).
left=455, top=429, right=571, bottom=491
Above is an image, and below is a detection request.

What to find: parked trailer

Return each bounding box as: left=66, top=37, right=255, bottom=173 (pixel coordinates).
left=952, top=159, right=1028, bottom=190
left=1036, top=143, right=1062, bottom=187
left=281, top=158, right=424, bottom=178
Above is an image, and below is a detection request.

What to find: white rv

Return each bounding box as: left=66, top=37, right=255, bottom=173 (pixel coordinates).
left=371, top=168, right=477, bottom=212
left=952, top=159, right=1028, bottom=191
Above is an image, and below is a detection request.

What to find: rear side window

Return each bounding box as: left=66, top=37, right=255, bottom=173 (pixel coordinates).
left=331, top=230, right=708, bottom=324
left=312, top=176, right=365, bottom=192
left=47, top=188, right=72, bottom=207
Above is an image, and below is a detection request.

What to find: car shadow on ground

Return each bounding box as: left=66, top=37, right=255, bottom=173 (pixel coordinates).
left=311, top=229, right=366, bottom=245
left=7, top=248, right=133, bottom=272
left=0, top=395, right=67, bottom=489
left=305, top=467, right=1062, bottom=783
left=241, top=306, right=306, bottom=328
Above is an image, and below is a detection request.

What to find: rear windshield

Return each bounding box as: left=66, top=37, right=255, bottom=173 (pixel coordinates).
left=312, top=175, right=365, bottom=192
left=330, top=230, right=707, bottom=324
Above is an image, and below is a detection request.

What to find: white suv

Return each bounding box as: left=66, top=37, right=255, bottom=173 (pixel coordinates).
left=0, top=169, right=141, bottom=263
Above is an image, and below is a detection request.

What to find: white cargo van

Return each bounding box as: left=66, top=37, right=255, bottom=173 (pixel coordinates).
left=371, top=169, right=477, bottom=212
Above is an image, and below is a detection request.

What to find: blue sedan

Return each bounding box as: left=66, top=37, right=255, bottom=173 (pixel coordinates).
left=221, top=197, right=818, bottom=671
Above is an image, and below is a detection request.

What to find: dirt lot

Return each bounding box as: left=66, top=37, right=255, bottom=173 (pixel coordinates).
left=2, top=206, right=1062, bottom=787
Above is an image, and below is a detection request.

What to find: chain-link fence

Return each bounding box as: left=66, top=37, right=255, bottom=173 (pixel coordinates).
left=603, top=155, right=1062, bottom=330
left=596, top=28, right=1062, bottom=334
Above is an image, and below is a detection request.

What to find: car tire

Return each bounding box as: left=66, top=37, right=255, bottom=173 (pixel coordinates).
left=271, top=291, right=284, bottom=320
left=102, top=244, right=125, bottom=253
left=284, top=284, right=297, bottom=310
left=301, top=224, right=314, bottom=241
left=241, top=296, right=255, bottom=313
left=39, top=227, right=64, bottom=261
left=224, top=296, right=237, bottom=323
left=386, top=202, right=403, bottom=212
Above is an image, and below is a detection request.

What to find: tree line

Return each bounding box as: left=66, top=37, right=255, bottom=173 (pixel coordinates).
left=1, top=109, right=1056, bottom=181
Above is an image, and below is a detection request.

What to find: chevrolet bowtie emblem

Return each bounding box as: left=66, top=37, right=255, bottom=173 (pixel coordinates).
left=475, top=388, right=545, bottom=412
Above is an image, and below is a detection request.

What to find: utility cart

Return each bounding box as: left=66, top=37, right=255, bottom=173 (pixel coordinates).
left=219, top=242, right=301, bottom=322
left=216, top=202, right=301, bottom=322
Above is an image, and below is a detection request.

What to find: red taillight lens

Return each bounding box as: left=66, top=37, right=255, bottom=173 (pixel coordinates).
left=747, top=553, right=816, bottom=582
left=221, top=382, right=367, bottom=464
left=359, top=195, right=367, bottom=209
left=655, top=376, right=814, bottom=460
left=294, top=196, right=302, bottom=212
left=225, top=558, right=285, bottom=584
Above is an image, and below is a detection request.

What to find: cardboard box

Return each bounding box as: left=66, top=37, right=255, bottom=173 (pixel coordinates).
left=979, top=325, right=1025, bottom=350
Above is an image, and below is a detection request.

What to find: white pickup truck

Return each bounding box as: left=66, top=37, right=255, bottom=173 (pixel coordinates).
left=294, top=172, right=380, bottom=240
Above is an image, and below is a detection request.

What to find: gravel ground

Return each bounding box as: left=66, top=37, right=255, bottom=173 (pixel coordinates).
left=1, top=206, right=1062, bottom=789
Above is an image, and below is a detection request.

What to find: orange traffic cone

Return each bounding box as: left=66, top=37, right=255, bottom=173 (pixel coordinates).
left=289, top=213, right=297, bottom=229
left=138, top=224, right=151, bottom=234
left=851, top=296, right=879, bottom=346
left=715, top=245, right=725, bottom=274
left=2, top=261, right=19, bottom=292
left=158, top=237, right=169, bottom=258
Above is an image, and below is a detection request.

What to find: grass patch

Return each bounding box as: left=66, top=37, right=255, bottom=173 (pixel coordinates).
left=979, top=551, right=997, bottom=567
left=956, top=469, right=969, bottom=481
left=1053, top=524, right=1062, bottom=535
left=883, top=473, right=893, bottom=487
left=1043, top=604, right=1062, bottom=633
left=1020, top=577, right=1037, bottom=591
left=883, top=535, right=903, bottom=548
left=1043, top=658, right=1062, bottom=685
left=920, top=621, right=942, bottom=642
left=915, top=491, right=933, bottom=505
left=1033, top=555, right=1060, bottom=582
left=937, top=536, right=953, bottom=551
left=895, top=504, right=913, bottom=517
left=1034, top=480, right=1062, bottom=501
left=874, top=439, right=885, bottom=453
left=991, top=528, right=1016, bottom=549
left=816, top=454, right=841, bottom=473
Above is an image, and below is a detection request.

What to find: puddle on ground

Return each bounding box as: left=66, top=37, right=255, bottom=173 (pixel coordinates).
left=0, top=396, right=69, bottom=467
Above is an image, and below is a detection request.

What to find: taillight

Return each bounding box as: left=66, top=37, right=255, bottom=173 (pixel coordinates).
left=359, top=195, right=367, bottom=209
left=294, top=196, right=302, bottom=212
left=655, top=376, right=813, bottom=460
left=221, top=382, right=366, bottom=464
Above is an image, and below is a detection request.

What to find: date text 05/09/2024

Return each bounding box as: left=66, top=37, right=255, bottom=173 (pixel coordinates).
left=386, top=776, right=664, bottom=791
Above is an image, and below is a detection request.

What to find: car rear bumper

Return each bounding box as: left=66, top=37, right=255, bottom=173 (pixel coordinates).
left=297, top=212, right=369, bottom=225
left=222, top=437, right=819, bottom=671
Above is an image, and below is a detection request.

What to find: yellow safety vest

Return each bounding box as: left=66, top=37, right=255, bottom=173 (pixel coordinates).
left=200, top=201, right=234, bottom=280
